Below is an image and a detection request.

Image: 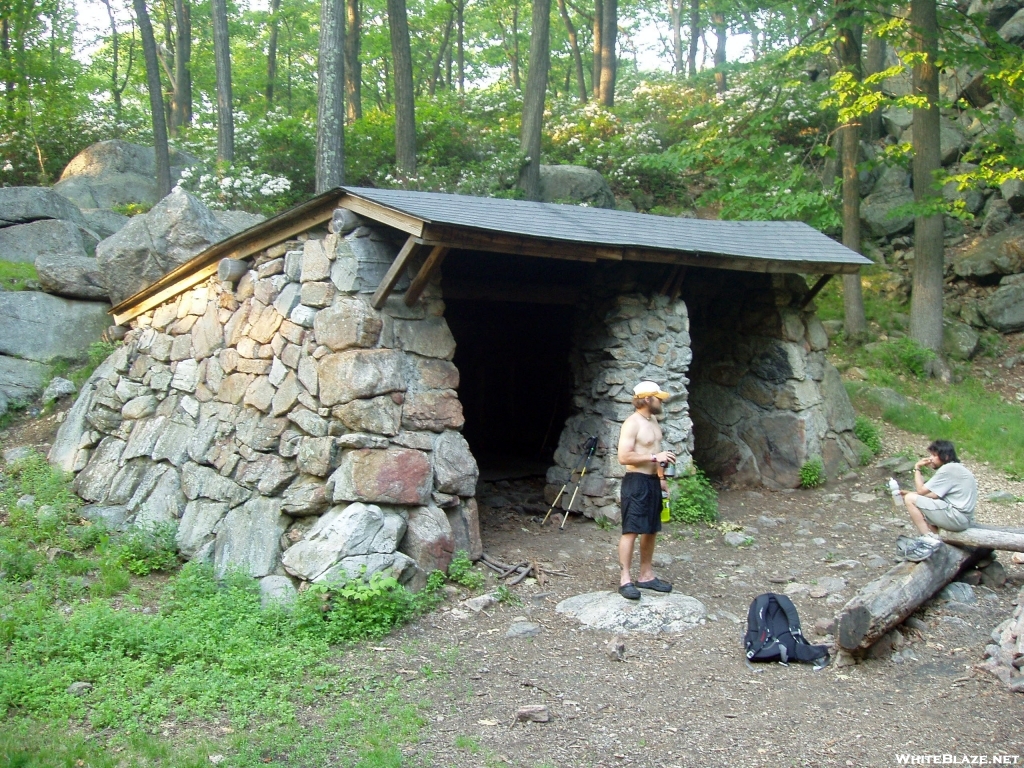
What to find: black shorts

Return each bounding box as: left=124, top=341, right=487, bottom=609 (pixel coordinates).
left=621, top=472, right=662, bottom=535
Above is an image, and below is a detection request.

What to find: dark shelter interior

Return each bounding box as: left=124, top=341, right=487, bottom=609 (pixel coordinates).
left=440, top=250, right=589, bottom=474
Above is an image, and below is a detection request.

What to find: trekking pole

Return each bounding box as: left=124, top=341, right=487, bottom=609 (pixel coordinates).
left=560, top=438, right=597, bottom=530
left=541, top=435, right=597, bottom=527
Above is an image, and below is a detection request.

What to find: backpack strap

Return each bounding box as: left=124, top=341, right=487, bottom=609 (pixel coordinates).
left=771, top=593, right=804, bottom=639
left=763, top=593, right=830, bottom=665
left=744, top=593, right=777, bottom=660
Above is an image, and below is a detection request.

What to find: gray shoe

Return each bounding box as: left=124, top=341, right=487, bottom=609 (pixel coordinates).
left=902, top=536, right=942, bottom=562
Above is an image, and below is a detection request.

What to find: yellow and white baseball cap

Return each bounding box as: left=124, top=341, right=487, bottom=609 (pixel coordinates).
left=633, top=381, right=670, bottom=400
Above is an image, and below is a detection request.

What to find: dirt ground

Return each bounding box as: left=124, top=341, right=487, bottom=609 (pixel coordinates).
left=3, top=362, right=1023, bottom=768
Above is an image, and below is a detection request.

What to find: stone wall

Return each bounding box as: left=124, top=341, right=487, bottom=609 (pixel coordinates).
left=49, top=218, right=482, bottom=596
left=684, top=270, right=867, bottom=489
left=545, top=264, right=694, bottom=523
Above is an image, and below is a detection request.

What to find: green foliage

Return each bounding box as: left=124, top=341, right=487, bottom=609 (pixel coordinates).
left=594, top=515, right=615, bottom=531
left=110, top=202, right=153, bottom=217
left=870, top=338, right=937, bottom=380
left=447, top=550, right=485, bottom=589
left=0, top=262, right=39, bottom=292
left=799, top=457, right=826, bottom=489
left=494, top=584, right=522, bottom=606
left=668, top=469, right=718, bottom=525
left=111, top=523, right=179, bottom=576
left=854, top=415, right=883, bottom=456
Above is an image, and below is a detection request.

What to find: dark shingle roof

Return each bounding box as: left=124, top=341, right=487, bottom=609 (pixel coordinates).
left=343, top=186, right=872, bottom=269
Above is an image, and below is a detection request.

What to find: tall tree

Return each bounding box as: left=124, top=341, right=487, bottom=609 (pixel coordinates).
left=456, top=0, right=465, bottom=92
left=863, top=33, right=885, bottom=140
left=211, top=0, right=234, bottom=162
left=556, top=0, right=587, bottom=101
left=519, top=0, right=551, bottom=199
left=711, top=10, right=726, bottom=92
left=837, top=1, right=867, bottom=339
left=429, top=10, right=454, bottom=95
left=387, top=0, right=416, bottom=175
left=669, top=0, right=683, bottom=74
left=592, top=0, right=601, bottom=98
left=316, top=0, right=345, bottom=190
left=345, top=0, right=361, bottom=119
left=132, top=0, right=171, bottom=197
left=99, top=0, right=134, bottom=121
left=171, top=0, right=191, bottom=133
left=266, top=0, right=281, bottom=106
left=597, top=0, right=616, bottom=105
left=686, top=0, right=699, bottom=77
left=908, top=0, right=944, bottom=355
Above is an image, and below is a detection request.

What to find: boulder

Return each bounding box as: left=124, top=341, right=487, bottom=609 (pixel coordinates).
left=329, top=448, right=432, bottom=506
left=0, top=355, right=50, bottom=402
left=213, top=210, right=266, bottom=234
left=980, top=283, right=1024, bottom=332
left=432, top=430, right=479, bottom=496
left=968, top=0, right=1023, bottom=29
left=820, top=362, right=856, bottom=433
left=95, top=188, right=232, bottom=305
left=1001, top=178, right=1024, bottom=213
left=942, top=318, right=981, bottom=360
left=881, top=107, right=914, bottom=138
left=998, top=8, right=1024, bottom=43
left=213, top=496, right=288, bottom=579
left=36, top=250, right=108, bottom=300
left=860, top=167, right=914, bottom=237
left=981, top=198, right=1014, bottom=237
left=901, top=117, right=969, bottom=165
left=313, top=298, right=383, bottom=351
left=281, top=501, right=406, bottom=581
left=177, top=499, right=229, bottom=557
left=0, top=292, right=111, bottom=363
left=538, top=165, right=615, bottom=209
left=0, top=186, right=89, bottom=229
left=446, top=498, right=483, bottom=561
left=329, top=229, right=409, bottom=294
left=0, top=219, right=98, bottom=265
left=54, top=140, right=199, bottom=210
left=555, top=591, right=707, bottom=633
left=80, top=209, right=130, bottom=239
left=41, top=377, right=77, bottom=403
left=259, top=575, right=298, bottom=609
left=952, top=224, right=1024, bottom=278
left=399, top=505, right=455, bottom=580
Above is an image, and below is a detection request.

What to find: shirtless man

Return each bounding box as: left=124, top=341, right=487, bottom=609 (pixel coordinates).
left=616, top=381, right=676, bottom=600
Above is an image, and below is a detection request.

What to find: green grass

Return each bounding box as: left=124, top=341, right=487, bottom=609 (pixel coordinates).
left=0, top=261, right=39, bottom=291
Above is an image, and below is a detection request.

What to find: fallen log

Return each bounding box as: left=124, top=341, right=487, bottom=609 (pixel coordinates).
left=836, top=542, right=990, bottom=652
left=938, top=525, right=1024, bottom=553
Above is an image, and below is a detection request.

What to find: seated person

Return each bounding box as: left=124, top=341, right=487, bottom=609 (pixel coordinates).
left=901, top=439, right=977, bottom=536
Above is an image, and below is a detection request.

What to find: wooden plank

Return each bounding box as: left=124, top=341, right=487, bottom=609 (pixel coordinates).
left=113, top=262, right=220, bottom=325
left=371, top=236, right=425, bottom=309
left=939, top=527, right=1024, bottom=553
left=404, top=245, right=449, bottom=307
left=442, top=279, right=581, bottom=305
left=669, top=266, right=688, bottom=301
left=801, top=274, right=834, bottom=308
left=339, top=195, right=425, bottom=237
left=420, top=226, right=599, bottom=262
left=836, top=543, right=988, bottom=651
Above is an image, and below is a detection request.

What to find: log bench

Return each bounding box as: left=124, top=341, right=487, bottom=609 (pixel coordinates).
left=938, top=525, right=1024, bottom=553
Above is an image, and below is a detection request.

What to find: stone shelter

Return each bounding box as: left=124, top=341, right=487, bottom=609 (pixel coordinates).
left=49, top=187, right=872, bottom=592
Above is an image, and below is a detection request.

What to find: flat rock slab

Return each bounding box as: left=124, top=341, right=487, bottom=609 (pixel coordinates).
left=556, top=591, right=706, bottom=634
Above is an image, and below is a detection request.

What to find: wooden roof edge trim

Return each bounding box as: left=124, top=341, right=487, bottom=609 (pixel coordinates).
left=338, top=192, right=428, bottom=237
left=109, top=190, right=346, bottom=322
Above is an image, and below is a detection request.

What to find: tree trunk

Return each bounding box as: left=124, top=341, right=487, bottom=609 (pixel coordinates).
left=267, top=0, right=281, bottom=107
left=598, top=0, right=616, bottom=106
left=456, top=0, right=464, bottom=92
left=669, top=0, right=682, bottom=74
left=909, top=0, right=944, bottom=354
left=592, top=0, right=601, bottom=99
left=1, top=18, right=12, bottom=113
left=519, top=0, right=551, bottom=200
left=557, top=0, right=586, bottom=101
left=939, top=525, right=1024, bottom=553
left=172, top=0, right=192, bottom=130
left=837, top=2, right=867, bottom=339
left=712, top=11, right=726, bottom=93
left=345, top=0, right=361, bottom=120
left=211, top=0, right=234, bottom=162
left=511, top=0, right=521, bottom=89
left=387, top=0, right=416, bottom=175
left=686, top=0, right=698, bottom=77
left=429, top=11, right=453, bottom=96
left=836, top=543, right=987, bottom=651
left=863, top=33, right=885, bottom=141
left=316, top=0, right=345, bottom=191
left=132, top=0, right=172, bottom=198
left=101, top=0, right=122, bottom=118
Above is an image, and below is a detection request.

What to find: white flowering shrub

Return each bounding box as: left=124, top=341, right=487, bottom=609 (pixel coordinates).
left=176, top=165, right=292, bottom=212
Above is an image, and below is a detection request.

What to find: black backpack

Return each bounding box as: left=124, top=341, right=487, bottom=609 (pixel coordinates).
left=744, top=593, right=830, bottom=668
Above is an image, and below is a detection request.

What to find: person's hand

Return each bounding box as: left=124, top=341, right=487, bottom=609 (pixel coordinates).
left=660, top=479, right=668, bottom=493
left=654, top=451, right=676, bottom=465
left=915, top=458, right=930, bottom=470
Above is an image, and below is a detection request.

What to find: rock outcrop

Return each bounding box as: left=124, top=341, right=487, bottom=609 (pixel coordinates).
left=538, top=165, right=616, bottom=209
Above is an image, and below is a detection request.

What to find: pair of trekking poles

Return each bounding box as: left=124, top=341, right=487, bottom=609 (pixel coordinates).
left=541, top=435, right=598, bottom=530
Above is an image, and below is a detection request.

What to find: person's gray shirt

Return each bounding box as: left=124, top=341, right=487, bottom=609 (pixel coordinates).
left=925, top=462, right=978, bottom=516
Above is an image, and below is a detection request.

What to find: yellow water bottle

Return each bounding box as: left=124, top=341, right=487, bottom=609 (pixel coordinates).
left=660, top=492, right=671, bottom=523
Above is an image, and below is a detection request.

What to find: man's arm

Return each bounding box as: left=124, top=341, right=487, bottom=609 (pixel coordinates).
left=914, top=459, right=940, bottom=498
left=617, top=418, right=674, bottom=466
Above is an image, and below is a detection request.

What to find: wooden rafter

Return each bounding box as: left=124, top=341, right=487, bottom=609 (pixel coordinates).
left=404, top=245, right=450, bottom=306
left=370, top=235, right=426, bottom=309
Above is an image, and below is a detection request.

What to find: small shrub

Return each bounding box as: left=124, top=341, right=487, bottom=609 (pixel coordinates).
left=800, top=457, right=826, bottom=488
left=447, top=550, right=485, bottom=589
left=111, top=202, right=153, bottom=216
left=0, top=539, right=40, bottom=581
left=854, top=415, right=883, bottom=456
left=668, top=469, right=718, bottom=525
left=0, top=261, right=39, bottom=291
left=112, top=523, right=179, bottom=576
left=495, top=584, right=522, bottom=606
left=594, top=515, right=615, bottom=531
left=871, top=337, right=936, bottom=379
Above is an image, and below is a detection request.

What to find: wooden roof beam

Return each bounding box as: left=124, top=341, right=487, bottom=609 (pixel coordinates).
left=371, top=236, right=428, bottom=309
left=404, top=245, right=449, bottom=307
